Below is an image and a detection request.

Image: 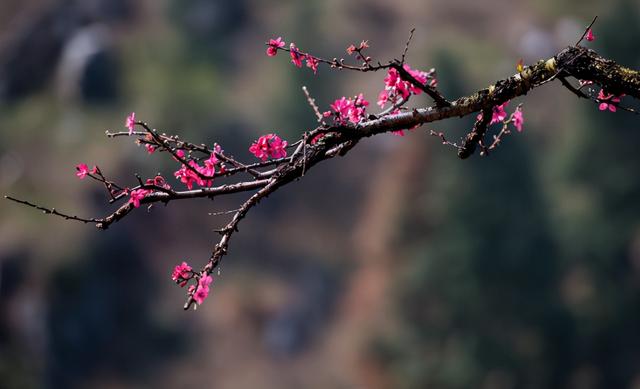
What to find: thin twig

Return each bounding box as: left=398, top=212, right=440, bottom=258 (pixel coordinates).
left=429, top=130, right=460, bottom=150
left=208, top=208, right=242, bottom=216
left=184, top=179, right=281, bottom=310
left=401, top=28, right=416, bottom=64
left=4, top=196, right=101, bottom=224
left=302, top=86, right=324, bottom=122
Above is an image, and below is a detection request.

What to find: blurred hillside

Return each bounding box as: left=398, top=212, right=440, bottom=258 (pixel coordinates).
left=1, top=0, right=639, bottom=388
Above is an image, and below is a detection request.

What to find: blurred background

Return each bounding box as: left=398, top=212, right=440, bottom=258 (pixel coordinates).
left=1, top=0, right=639, bottom=388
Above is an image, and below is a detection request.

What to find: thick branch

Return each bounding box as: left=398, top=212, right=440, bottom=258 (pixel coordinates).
left=556, top=48, right=640, bottom=99
left=340, top=47, right=639, bottom=144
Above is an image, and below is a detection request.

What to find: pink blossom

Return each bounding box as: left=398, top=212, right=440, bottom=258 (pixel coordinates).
left=195, top=156, right=216, bottom=187
left=377, top=90, right=389, bottom=108
left=76, top=164, right=90, bottom=179
left=249, top=135, right=270, bottom=161
left=512, top=108, right=524, bottom=132
left=173, top=153, right=219, bottom=189
left=75, top=164, right=96, bottom=179
left=268, top=135, right=288, bottom=159
left=491, top=101, right=508, bottom=124
left=174, top=159, right=213, bottom=189
left=249, top=134, right=288, bottom=161
left=351, top=93, right=370, bottom=123
left=346, top=44, right=357, bottom=55
left=378, top=65, right=437, bottom=109
left=266, top=37, right=285, bottom=56
left=324, top=94, right=370, bottom=124
left=598, top=90, right=621, bottom=112
left=129, top=188, right=150, bottom=208
left=171, top=150, right=215, bottom=188
left=355, top=93, right=369, bottom=107
left=174, top=164, right=196, bottom=189
left=326, top=97, right=351, bottom=120
left=585, top=28, right=595, bottom=42
left=289, top=43, right=304, bottom=68
left=145, top=144, right=156, bottom=154
left=203, top=153, right=217, bottom=175
left=194, top=287, right=209, bottom=305
left=478, top=101, right=509, bottom=124
left=200, top=274, right=213, bottom=288
left=171, top=261, right=193, bottom=287
left=403, top=65, right=431, bottom=94
left=126, top=112, right=136, bottom=135
left=193, top=275, right=214, bottom=305
left=384, top=68, right=407, bottom=99
left=190, top=161, right=208, bottom=187
left=306, top=55, right=319, bottom=74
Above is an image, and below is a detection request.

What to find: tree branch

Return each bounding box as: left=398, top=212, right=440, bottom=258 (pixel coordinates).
left=6, top=39, right=640, bottom=309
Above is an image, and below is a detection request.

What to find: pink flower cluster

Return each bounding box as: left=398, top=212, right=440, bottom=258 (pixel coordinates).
left=374, top=65, right=435, bottom=136
left=476, top=101, right=525, bottom=132
left=174, top=153, right=217, bottom=189
left=190, top=274, right=214, bottom=305
left=305, top=55, right=319, bottom=74
left=129, top=188, right=149, bottom=208
left=171, top=261, right=214, bottom=305
left=266, top=37, right=319, bottom=74
left=477, top=101, right=508, bottom=125
left=487, top=101, right=509, bottom=125
left=346, top=40, right=369, bottom=55
left=128, top=175, right=171, bottom=208
left=249, top=133, right=288, bottom=161
left=171, top=262, right=214, bottom=305
left=323, top=93, right=370, bottom=124
left=171, top=261, right=193, bottom=287
left=598, top=89, right=622, bottom=112
left=266, top=37, right=285, bottom=56
left=377, top=65, right=437, bottom=108
left=76, top=163, right=97, bottom=179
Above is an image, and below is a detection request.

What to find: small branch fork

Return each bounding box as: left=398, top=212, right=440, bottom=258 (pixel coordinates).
left=7, top=20, right=640, bottom=310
